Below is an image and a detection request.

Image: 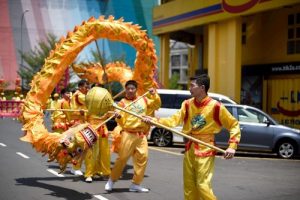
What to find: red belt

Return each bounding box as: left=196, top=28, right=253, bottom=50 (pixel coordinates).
left=185, top=140, right=216, bottom=157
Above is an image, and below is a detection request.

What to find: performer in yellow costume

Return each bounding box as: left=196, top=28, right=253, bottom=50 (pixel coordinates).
left=84, top=84, right=111, bottom=183
left=146, top=74, right=241, bottom=200
left=105, top=80, right=161, bottom=192
left=84, top=111, right=111, bottom=182
left=48, top=93, right=65, bottom=131
left=69, top=79, right=89, bottom=175
left=70, top=80, right=89, bottom=125
left=55, top=88, right=72, bottom=132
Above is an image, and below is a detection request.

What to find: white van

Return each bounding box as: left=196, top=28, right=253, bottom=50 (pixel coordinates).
left=148, top=89, right=237, bottom=146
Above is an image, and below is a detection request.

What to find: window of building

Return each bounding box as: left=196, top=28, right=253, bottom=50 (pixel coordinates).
left=171, top=55, right=180, bottom=66
left=170, top=53, right=188, bottom=84
left=287, top=13, right=300, bottom=54
left=169, top=41, right=189, bottom=85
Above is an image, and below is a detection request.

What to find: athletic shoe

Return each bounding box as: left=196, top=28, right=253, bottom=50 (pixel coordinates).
left=85, top=177, right=92, bottom=183
left=70, top=169, right=83, bottom=176
left=104, top=178, right=114, bottom=191
left=129, top=184, right=149, bottom=193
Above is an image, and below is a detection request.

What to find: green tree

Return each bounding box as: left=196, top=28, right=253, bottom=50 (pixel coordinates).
left=18, top=33, right=57, bottom=90
left=18, top=33, right=77, bottom=92
left=169, top=72, right=182, bottom=89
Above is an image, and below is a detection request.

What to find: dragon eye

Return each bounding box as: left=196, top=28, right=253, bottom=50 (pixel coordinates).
left=76, top=147, right=83, bottom=154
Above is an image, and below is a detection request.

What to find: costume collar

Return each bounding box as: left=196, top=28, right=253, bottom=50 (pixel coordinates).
left=193, top=96, right=212, bottom=108
left=125, top=96, right=137, bottom=101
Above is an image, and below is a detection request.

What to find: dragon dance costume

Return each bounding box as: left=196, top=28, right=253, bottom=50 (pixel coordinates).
left=110, top=92, right=161, bottom=185
left=84, top=113, right=111, bottom=178
left=158, top=96, right=241, bottom=200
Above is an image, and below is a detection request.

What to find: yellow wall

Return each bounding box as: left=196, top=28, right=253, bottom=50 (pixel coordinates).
left=207, top=18, right=242, bottom=103
left=159, top=34, right=170, bottom=88
left=242, top=5, right=300, bottom=65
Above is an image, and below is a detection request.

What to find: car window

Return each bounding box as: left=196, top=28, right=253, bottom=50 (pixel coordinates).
left=160, top=94, right=175, bottom=109
left=246, top=109, right=269, bottom=123
left=237, top=107, right=259, bottom=123
left=219, top=98, right=234, bottom=104
left=176, top=94, right=192, bottom=105
left=237, top=107, right=267, bottom=123
left=159, top=93, right=190, bottom=109
left=224, top=106, right=233, bottom=115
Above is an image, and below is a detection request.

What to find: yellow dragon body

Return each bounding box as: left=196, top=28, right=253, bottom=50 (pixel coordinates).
left=72, top=61, right=133, bottom=87
left=20, top=16, right=158, bottom=172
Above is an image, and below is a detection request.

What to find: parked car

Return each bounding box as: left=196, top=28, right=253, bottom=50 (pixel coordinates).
left=216, top=104, right=300, bottom=159
left=149, top=89, right=237, bottom=147
left=151, top=102, right=300, bottom=159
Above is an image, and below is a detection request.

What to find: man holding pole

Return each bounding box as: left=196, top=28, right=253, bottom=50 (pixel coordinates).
left=105, top=80, right=161, bottom=192
left=144, top=74, right=241, bottom=200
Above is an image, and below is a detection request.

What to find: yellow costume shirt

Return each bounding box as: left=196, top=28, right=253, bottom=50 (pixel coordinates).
left=116, top=93, right=161, bottom=133
left=70, top=90, right=87, bottom=122
left=159, top=96, right=240, bottom=150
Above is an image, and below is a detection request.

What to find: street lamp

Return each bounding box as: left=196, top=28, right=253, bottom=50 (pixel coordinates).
left=20, top=9, right=29, bottom=90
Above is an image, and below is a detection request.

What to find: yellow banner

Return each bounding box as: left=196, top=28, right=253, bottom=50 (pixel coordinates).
left=267, top=77, right=300, bottom=129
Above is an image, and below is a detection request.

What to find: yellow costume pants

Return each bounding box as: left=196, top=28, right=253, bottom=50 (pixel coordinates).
left=84, top=138, right=100, bottom=178
left=184, top=143, right=217, bottom=200
left=84, top=122, right=111, bottom=177
left=95, top=136, right=111, bottom=176
left=110, top=131, right=148, bottom=185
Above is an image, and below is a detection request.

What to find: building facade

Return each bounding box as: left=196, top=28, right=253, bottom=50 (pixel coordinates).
left=153, top=0, right=300, bottom=128
left=0, top=0, right=159, bottom=89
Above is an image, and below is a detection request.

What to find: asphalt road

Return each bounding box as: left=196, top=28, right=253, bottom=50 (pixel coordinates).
left=0, top=117, right=300, bottom=200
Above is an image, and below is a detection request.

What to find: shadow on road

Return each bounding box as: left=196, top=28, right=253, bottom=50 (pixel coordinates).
left=15, top=176, right=93, bottom=200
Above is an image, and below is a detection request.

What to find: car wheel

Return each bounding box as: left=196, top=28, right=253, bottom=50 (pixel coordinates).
left=276, top=141, right=296, bottom=159
left=151, top=128, right=173, bottom=147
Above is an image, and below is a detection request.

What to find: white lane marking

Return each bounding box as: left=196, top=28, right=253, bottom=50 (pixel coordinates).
left=16, top=152, right=30, bottom=159
left=149, top=146, right=183, bottom=156
left=94, top=195, right=109, bottom=200
left=0, top=143, right=7, bottom=147
left=47, top=169, right=65, bottom=177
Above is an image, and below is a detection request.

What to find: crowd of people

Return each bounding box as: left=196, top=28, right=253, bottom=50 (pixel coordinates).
left=46, top=74, right=241, bottom=200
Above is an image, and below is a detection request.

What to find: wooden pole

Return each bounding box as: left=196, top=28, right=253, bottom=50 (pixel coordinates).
left=94, top=91, right=150, bottom=130
left=112, top=89, right=125, bottom=100
left=46, top=91, right=124, bottom=113
left=46, top=108, right=88, bottom=112
left=113, top=103, right=226, bottom=154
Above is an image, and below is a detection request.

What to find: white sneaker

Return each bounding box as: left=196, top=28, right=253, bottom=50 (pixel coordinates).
left=85, top=177, right=92, bottom=183
left=129, top=184, right=149, bottom=193
left=105, top=178, right=114, bottom=191
left=70, top=169, right=83, bottom=176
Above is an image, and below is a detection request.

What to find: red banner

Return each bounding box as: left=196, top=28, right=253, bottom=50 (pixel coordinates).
left=0, top=100, right=23, bottom=117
